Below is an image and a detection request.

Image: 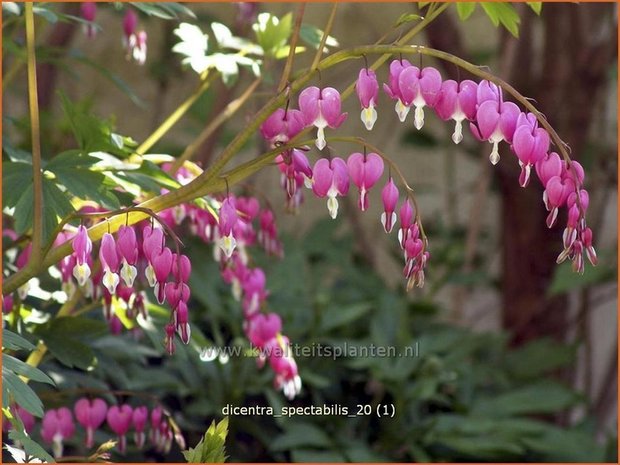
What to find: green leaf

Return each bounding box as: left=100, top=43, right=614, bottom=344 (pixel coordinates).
left=480, top=3, right=521, bottom=37
left=37, top=317, right=107, bottom=370
left=471, top=381, right=579, bottom=416
left=456, top=3, right=476, bottom=21
left=526, top=2, right=542, bottom=15
left=319, top=302, right=372, bottom=332
left=504, top=338, right=575, bottom=379
left=253, top=12, right=292, bottom=58
left=2, top=329, right=36, bottom=351
left=2, top=370, right=44, bottom=417
left=299, top=24, right=339, bottom=51
left=32, top=5, right=58, bottom=23
left=47, top=163, right=120, bottom=209
left=130, top=2, right=177, bottom=20
left=7, top=430, right=55, bottom=463
left=270, top=423, right=332, bottom=451
left=59, top=92, right=133, bottom=156
left=395, top=13, right=424, bottom=27
left=183, top=417, right=229, bottom=463
left=548, top=260, right=615, bottom=296
left=3, top=139, right=32, bottom=163
left=521, top=426, right=605, bottom=461
left=2, top=354, right=55, bottom=385
left=2, top=162, right=32, bottom=210
left=41, top=179, right=75, bottom=245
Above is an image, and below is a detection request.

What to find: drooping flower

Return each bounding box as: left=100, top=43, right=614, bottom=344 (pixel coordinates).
left=346, top=152, right=384, bottom=211
left=241, top=268, right=267, bottom=317
left=397, top=65, right=443, bottom=130
left=218, top=197, right=239, bottom=259
left=298, top=86, right=347, bottom=150
left=41, top=408, right=75, bottom=458
left=511, top=112, right=550, bottom=187
left=260, top=108, right=306, bottom=147
left=107, top=404, right=133, bottom=454
left=132, top=406, right=149, bottom=448
left=151, top=247, right=173, bottom=304
left=176, top=301, right=191, bottom=344
left=380, top=178, right=400, bottom=233
left=535, top=151, right=563, bottom=187
left=265, top=335, right=301, bottom=400
left=72, top=225, right=93, bottom=287
left=356, top=68, right=379, bottom=130
left=246, top=313, right=282, bottom=348
left=142, top=225, right=164, bottom=287
left=80, top=2, right=97, bottom=38
left=117, top=225, right=138, bottom=287
left=74, top=397, right=108, bottom=448
left=99, top=233, right=120, bottom=295
left=383, top=58, right=413, bottom=122
left=398, top=199, right=415, bottom=248
left=311, top=157, right=349, bottom=219
left=470, top=80, right=520, bottom=165
left=543, top=175, right=574, bottom=228
left=434, top=79, right=478, bottom=144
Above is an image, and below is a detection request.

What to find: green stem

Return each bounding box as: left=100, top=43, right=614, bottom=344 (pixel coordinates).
left=310, top=3, right=338, bottom=71
left=170, top=77, right=261, bottom=172
left=4, top=43, right=577, bottom=295
left=135, top=75, right=214, bottom=156
left=24, top=3, right=43, bottom=265
left=278, top=3, right=305, bottom=93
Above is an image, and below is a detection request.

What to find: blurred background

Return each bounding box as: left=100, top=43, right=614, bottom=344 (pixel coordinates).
left=3, top=2, right=618, bottom=462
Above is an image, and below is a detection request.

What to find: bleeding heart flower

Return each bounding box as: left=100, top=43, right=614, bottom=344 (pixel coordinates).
left=99, top=233, right=120, bottom=295
left=434, top=79, right=478, bottom=144
left=346, top=152, right=384, bottom=211
left=397, top=65, right=443, bottom=130
left=383, top=58, right=413, bottom=122
left=356, top=68, right=379, bottom=130
left=298, top=86, right=347, bottom=150
left=511, top=112, right=550, bottom=187
left=107, top=404, right=133, bottom=454
left=380, top=178, right=400, bottom=233
left=311, top=157, right=350, bottom=219
left=74, top=397, right=108, bottom=448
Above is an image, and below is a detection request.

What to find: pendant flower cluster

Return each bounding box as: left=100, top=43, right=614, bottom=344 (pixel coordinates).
left=2, top=399, right=178, bottom=459
left=255, top=59, right=596, bottom=285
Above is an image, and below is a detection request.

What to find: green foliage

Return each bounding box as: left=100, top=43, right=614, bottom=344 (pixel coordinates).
left=130, top=2, right=197, bottom=20
left=183, top=417, right=229, bottom=463
left=253, top=12, right=293, bottom=58
left=453, top=2, right=542, bottom=37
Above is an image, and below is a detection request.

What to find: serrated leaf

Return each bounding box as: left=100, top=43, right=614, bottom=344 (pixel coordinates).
left=2, top=354, right=55, bottom=385
left=2, top=370, right=44, bottom=417
left=2, top=329, right=36, bottom=351
left=527, top=2, right=542, bottom=15
left=456, top=3, right=476, bottom=21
